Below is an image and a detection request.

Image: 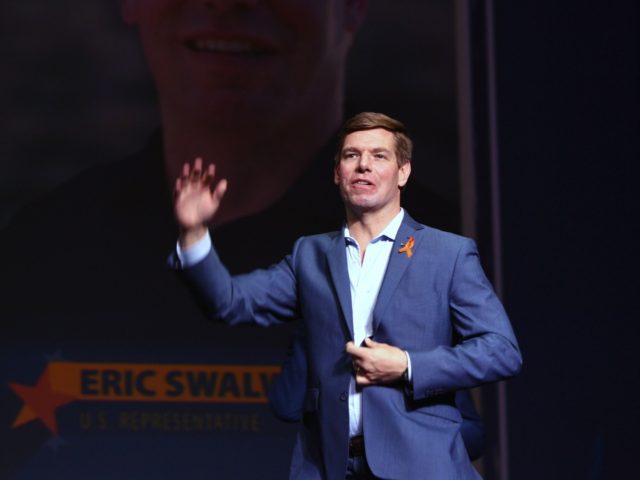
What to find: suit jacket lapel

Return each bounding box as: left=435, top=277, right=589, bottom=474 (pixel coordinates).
left=372, top=214, right=424, bottom=333
left=326, top=232, right=354, bottom=339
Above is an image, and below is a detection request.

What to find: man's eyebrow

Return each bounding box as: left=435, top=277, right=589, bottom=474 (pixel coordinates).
left=342, top=146, right=391, bottom=152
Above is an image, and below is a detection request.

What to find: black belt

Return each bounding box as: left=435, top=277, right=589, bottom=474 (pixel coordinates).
left=349, top=435, right=365, bottom=457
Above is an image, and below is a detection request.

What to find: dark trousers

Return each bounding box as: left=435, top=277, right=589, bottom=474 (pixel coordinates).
left=346, top=455, right=376, bottom=479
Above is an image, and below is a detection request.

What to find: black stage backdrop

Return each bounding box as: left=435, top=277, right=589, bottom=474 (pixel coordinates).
left=493, top=1, right=638, bottom=479
left=0, top=2, right=475, bottom=479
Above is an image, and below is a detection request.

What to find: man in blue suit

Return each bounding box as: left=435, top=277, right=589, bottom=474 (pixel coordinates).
left=172, top=112, right=522, bottom=479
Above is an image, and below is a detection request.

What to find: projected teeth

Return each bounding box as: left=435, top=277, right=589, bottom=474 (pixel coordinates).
left=190, top=39, right=258, bottom=53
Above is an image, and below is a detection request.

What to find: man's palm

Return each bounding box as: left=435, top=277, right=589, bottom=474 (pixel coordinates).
left=174, top=158, right=227, bottom=229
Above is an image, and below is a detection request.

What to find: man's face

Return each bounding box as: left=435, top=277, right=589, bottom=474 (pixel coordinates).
left=334, top=128, right=411, bottom=216
left=122, top=0, right=365, bottom=127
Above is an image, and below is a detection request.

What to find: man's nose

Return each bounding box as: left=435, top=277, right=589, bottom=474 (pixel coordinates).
left=356, top=153, right=372, bottom=171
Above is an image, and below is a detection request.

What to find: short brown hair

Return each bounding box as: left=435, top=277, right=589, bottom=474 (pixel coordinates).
left=334, top=112, right=413, bottom=167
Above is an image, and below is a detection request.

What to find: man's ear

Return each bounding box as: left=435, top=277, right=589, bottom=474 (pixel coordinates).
left=344, top=0, right=368, bottom=34
left=334, top=166, right=340, bottom=185
left=398, top=162, right=411, bottom=188
left=121, top=0, right=140, bottom=25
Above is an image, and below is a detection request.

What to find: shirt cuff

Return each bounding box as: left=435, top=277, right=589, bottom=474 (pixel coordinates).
left=404, top=350, right=412, bottom=382
left=176, top=231, right=212, bottom=267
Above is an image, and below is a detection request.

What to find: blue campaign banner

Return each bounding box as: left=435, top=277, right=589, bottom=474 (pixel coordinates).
left=1, top=338, right=297, bottom=479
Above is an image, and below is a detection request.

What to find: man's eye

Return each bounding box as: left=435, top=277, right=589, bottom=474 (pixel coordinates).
left=375, top=154, right=387, bottom=159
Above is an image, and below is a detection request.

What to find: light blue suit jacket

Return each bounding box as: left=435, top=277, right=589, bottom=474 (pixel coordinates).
left=179, top=213, right=522, bottom=479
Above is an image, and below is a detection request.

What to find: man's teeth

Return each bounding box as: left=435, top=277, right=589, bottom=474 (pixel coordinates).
left=355, top=180, right=371, bottom=185
left=191, top=39, right=256, bottom=53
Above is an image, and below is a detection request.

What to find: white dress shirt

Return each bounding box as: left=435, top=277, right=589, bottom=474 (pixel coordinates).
left=343, top=209, right=405, bottom=437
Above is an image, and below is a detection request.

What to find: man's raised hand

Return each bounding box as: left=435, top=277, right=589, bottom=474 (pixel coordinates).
left=174, top=157, right=227, bottom=248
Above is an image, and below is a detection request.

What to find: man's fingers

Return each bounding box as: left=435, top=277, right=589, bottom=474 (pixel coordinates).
left=200, top=163, right=216, bottom=186
left=355, top=373, right=372, bottom=386
left=211, top=179, right=228, bottom=204
left=363, top=337, right=379, bottom=348
left=190, top=158, right=203, bottom=182
left=181, top=162, right=191, bottom=180
left=346, top=341, right=364, bottom=358
left=179, top=159, right=222, bottom=193
left=180, top=157, right=210, bottom=183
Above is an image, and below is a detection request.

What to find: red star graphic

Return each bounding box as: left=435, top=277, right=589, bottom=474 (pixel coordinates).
left=9, top=365, right=75, bottom=435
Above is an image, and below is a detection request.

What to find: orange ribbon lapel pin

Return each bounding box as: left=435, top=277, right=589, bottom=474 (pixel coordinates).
left=398, top=236, right=415, bottom=258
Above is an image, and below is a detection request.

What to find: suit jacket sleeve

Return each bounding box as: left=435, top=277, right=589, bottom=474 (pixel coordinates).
left=178, top=241, right=299, bottom=327
left=408, top=238, right=522, bottom=399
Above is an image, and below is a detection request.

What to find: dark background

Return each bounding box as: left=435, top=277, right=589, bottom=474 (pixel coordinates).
left=493, top=1, right=638, bottom=478
left=1, top=0, right=638, bottom=478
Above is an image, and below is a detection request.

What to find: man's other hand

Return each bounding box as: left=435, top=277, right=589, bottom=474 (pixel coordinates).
left=346, top=337, right=408, bottom=386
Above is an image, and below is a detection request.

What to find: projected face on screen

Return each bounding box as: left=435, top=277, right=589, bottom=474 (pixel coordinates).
left=1, top=2, right=465, bottom=478
left=122, top=0, right=366, bottom=126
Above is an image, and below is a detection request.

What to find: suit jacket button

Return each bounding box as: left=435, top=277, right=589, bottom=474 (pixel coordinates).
left=339, top=392, right=347, bottom=401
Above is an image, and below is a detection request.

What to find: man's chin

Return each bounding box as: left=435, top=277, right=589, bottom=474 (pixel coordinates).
left=345, top=201, right=378, bottom=216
